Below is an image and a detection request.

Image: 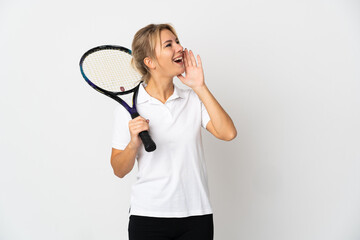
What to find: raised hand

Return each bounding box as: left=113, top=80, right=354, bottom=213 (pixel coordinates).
left=177, top=48, right=205, bottom=90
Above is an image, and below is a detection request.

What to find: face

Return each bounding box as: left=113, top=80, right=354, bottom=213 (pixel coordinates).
left=152, top=29, right=184, bottom=78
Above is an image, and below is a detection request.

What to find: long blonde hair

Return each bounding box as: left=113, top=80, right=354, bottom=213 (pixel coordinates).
left=131, top=23, right=178, bottom=84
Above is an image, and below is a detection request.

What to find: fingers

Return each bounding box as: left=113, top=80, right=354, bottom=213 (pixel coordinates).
left=197, top=54, right=202, bottom=68
left=183, top=49, right=189, bottom=68
left=189, top=50, right=196, bottom=67
left=128, top=116, right=149, bottom=136
left=183, top=48, right=200, bottom=67
left=177, top=74, right=185, bottom=82
left=185, top=49, right=195, bottom=67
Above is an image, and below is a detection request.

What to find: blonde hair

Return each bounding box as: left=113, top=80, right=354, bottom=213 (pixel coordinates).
left=131, top=23, right=178, bottom=84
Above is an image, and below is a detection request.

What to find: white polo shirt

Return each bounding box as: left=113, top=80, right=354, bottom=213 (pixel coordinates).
left=112, top=83, right=212, bottom=218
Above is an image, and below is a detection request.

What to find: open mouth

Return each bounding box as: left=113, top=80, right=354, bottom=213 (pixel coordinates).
left=173, top=56, right=183, bottom=64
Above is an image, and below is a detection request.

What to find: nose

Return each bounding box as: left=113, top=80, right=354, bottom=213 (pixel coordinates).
left=175, top=42, right=183, bottom=53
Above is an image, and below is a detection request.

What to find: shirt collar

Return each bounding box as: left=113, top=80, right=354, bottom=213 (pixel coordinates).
left=137, top=82, right=185, bottom=105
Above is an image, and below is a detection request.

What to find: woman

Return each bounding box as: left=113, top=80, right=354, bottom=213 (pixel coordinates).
left=111, top=23, right=237, bottom=240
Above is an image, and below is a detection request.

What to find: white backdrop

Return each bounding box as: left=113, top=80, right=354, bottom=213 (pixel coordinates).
left=1, top=0, right=359, bottom=239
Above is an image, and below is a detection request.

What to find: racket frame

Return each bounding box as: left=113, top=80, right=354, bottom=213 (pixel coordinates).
left=79, top=45, right=156, bottom=151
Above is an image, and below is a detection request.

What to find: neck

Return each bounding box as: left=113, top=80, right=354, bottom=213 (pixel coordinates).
left=145, top=76, right=174, bottom=104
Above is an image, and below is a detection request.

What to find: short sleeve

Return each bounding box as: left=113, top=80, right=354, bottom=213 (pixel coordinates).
left=189, top=89, right=211, bottom=129
left=112, top=106, right=131, bottom=150
left=201, top=99, right=211, bottom=129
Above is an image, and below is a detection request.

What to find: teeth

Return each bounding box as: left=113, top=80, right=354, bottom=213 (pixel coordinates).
left=174, top=57, right=182, bottom=61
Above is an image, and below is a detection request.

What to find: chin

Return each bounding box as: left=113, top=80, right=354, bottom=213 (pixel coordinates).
left=176, top=67, right=185, bottom=76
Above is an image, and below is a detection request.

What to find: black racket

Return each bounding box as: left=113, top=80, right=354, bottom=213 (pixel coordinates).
left=79, top=45, right=156, bottom=152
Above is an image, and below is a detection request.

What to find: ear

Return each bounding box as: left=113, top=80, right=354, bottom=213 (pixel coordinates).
left=144, top=57, right=156, bottom=70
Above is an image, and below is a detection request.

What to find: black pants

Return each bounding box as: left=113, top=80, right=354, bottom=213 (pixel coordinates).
left=128, top=214, right=214, bottom=240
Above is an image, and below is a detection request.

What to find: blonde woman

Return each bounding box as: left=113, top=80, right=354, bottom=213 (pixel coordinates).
left=111, top=23, right=237, bottom=240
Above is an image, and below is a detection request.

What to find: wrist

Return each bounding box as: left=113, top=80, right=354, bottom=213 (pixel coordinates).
left=192, top=84, right=207, bottom=94
left=127, top=140, right=140, bottom=151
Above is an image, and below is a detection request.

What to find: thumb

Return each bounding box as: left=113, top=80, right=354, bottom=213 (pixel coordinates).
left=177, top=74, right=185, bottom=82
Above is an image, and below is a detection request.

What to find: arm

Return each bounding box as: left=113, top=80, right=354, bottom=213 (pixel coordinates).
left=194, top=85, right=237, bottom=141
left=177, top=48, right=237, bottom=141
left=110, top=116, right=149, bottom=178
left=110, top=145, right=137, bottom=179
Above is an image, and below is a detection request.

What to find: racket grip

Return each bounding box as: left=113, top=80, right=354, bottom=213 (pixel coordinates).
left=139, top=130, right=156, bottom=152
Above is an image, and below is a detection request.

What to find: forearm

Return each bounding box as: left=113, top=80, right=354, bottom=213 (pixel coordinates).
left=193, top=85, right=237, bottom=139
left=111, top=143, right=138, bottom=178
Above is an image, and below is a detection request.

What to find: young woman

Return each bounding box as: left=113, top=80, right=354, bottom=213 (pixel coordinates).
left=111, top=23, right=237, bottom=240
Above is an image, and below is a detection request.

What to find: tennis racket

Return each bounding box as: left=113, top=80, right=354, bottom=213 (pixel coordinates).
left=79, top=45, right=156, bottom=152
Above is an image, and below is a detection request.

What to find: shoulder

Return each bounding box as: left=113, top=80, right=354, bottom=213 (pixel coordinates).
left=175, top=85, right=200, bottom=103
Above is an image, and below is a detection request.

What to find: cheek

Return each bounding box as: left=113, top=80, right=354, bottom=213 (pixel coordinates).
left=161, top=50, right=174, bottom=61
left=159, top=57, right=173, bottom=67
left=156, top=50, right=174, bottom=68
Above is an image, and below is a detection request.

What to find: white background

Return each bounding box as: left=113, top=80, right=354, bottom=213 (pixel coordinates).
left=1, top=0, right=359, bottom=239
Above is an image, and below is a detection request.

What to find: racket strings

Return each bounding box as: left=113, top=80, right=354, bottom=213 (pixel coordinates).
left=82, top=49, right=141, bottom=92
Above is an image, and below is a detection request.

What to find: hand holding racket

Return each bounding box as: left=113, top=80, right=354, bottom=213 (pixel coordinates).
left=79, top=45, right=156, bottom=152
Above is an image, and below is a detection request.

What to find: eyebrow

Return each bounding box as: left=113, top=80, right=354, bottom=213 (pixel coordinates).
left=162, top=38, right=179, bottom=45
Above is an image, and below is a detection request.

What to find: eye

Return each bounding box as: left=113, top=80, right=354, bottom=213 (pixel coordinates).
left=165, top=40, right=180, bottom=48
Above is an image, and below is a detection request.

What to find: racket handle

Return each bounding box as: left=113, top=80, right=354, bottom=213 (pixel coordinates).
left=139, top=131, right=156, bottom=152
left=130, top=113, right=156, bottom=152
